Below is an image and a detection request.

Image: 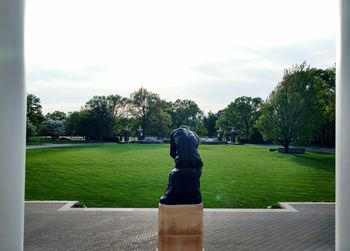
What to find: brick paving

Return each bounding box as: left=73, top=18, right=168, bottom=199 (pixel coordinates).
left=24, top=202, right=334, bottom=251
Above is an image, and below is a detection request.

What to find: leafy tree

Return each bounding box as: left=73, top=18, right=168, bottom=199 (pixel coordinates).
left=106, top=95, right=131, bottom=135
left=169, top=99, right=204, bottom=128
left=216, top=96, right=262, bottom=141
left=65, top=111, right=87, bottom=136
left=65, top=95, right=130, bottom=139
left=84, top=96, right=116, bottom=138
left=308, top=66, right=335, bottom=146
left=129, top=87, right=162, bottom=135
left=256, top=62, right=327, bottom=151
left=26, top=118, right=37, bottom=141
left=27, top=94, right=44, bottom=128
left=147, top=100, right=172, bottom=138
left=45, top=111, right=66, bottom=121
left=40, top=118, right=65, bottom=140
left=203, top=112, right=219, bottom=137
left=105, top=94, right=129, bottom=118
left=191, top=117, right=207, bottom=137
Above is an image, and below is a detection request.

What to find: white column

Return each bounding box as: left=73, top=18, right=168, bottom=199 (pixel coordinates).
left=0, top=0, right=26, bottom=250
left=336, top=0, right=350, bottom=250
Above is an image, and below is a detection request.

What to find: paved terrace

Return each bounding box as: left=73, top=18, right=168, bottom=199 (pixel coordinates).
left=25, top=202, right=334, bottom=251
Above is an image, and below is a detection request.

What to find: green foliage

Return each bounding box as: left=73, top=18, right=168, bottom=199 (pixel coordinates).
left=129, top=88, right=170, bottom=137
left=26, top=144, right=335, bottom=208
left=257, top=62, right=328, bottom=150
left=40, top=118, right=65, bottom=140
left=169, top=99, right=204, bottom=128
left=45, top=111, right=66, bottom=121
left=27, top=93, right=44, bottom=128
left=203, top=112, right=219, bottom=137
left=308, top=66, right=336, bottom=146
left=26, top=118, right=37, bottom=139
left=65, top=111, right=87, bottom=136
left=84, top=96, right=116, bottom=138
left=147, top=100, right=172, bottom=137
left=191, top=117, right=208, bottom=136
left=108, top=95, right=130, bottom=135
left=27, top=64, right=335, bottom=144
left=217, top=96, right=263, bottom=140
left=129, top=87, right=160, bottom=131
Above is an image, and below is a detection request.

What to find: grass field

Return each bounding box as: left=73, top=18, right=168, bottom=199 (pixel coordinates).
left=25, top=144, right=335, bottom=208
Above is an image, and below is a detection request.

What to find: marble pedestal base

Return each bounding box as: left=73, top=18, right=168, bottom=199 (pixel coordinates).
left=158, top=203, right=203, bottom=251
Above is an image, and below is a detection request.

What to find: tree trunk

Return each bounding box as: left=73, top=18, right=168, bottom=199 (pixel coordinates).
left=281, top=139, right=290, bottom=153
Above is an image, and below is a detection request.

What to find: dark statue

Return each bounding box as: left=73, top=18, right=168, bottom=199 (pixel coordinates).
left=160, top=125, right=203, bottom=205
left=137, top=126, right=143, bottom=141
left=230, top=127, right=236, bottom=143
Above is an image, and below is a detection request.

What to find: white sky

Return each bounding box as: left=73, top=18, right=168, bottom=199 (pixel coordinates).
left=25, top=0, right=336, bottom=114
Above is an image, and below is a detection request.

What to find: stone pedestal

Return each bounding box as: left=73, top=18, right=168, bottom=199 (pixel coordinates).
left=158, top=203, right=203, bottom=251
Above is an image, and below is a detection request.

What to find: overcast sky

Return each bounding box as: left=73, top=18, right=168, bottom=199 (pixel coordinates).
left=25, top=0, right=336, bottom=114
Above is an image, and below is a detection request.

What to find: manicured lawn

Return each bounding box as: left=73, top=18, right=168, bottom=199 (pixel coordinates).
left=25, top=144, right=335, bottom=208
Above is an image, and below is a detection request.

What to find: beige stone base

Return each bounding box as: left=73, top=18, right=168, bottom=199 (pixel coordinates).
left=158, top=203, right=203, bottom=251
left=158, top=235, right=202, bottom=251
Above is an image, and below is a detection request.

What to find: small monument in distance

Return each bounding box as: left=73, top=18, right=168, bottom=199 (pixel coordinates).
left=231, top=127, right=237, bottom=144
left=158, top=125, right=203, bottom=251
left=137, top=125, right=143, bottom=141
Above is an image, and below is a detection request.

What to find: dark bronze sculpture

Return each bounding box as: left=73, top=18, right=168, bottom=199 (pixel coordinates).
left=160, top=125, right=203, bottom=205
left=137, top=126, right=143, bottom=141
left=230, top=127, right=236, bottom=143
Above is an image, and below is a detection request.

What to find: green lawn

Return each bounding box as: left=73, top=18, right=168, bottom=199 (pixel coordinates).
left=25, top=144, right=335, bottom=208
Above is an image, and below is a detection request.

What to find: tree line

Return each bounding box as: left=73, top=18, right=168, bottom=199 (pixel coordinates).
left=27, top=62, right=335, bottom=149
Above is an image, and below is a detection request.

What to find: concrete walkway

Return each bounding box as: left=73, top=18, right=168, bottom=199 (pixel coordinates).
left=24, top=201, right=334, bottom=251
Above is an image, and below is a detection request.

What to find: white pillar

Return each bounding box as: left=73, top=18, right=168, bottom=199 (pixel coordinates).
left=0, top=0, right=26, bottom=250
left=336, top=0, right=350, bottom=250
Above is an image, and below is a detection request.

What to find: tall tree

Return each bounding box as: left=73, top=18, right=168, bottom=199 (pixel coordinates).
left=84, top=96, right=116, bottom=138
left=169, top=99, right=204, bottom=129
left=27, top=94, right=44, bottom=128
left=256, top=62, right=327, bottom=151
left=65, top=111, right=88, bottom=137
left=309, top=66, right=335, bottom=146
left=147, top=100, right=172, bottom=138
left=129, top=87, right=162, bottom=135
left=203, top=112, right=219, bottom=137
left=105, top=95, right=129, bottom=118
left=216, top=96, right=262, bottom=140
left=40, top=119, right=65, bottom=140
left=26, top=118, right=37, bottom=141
left=46, top=111, right=66, bottom=121
left=105, top=95, right=131, bottom=135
